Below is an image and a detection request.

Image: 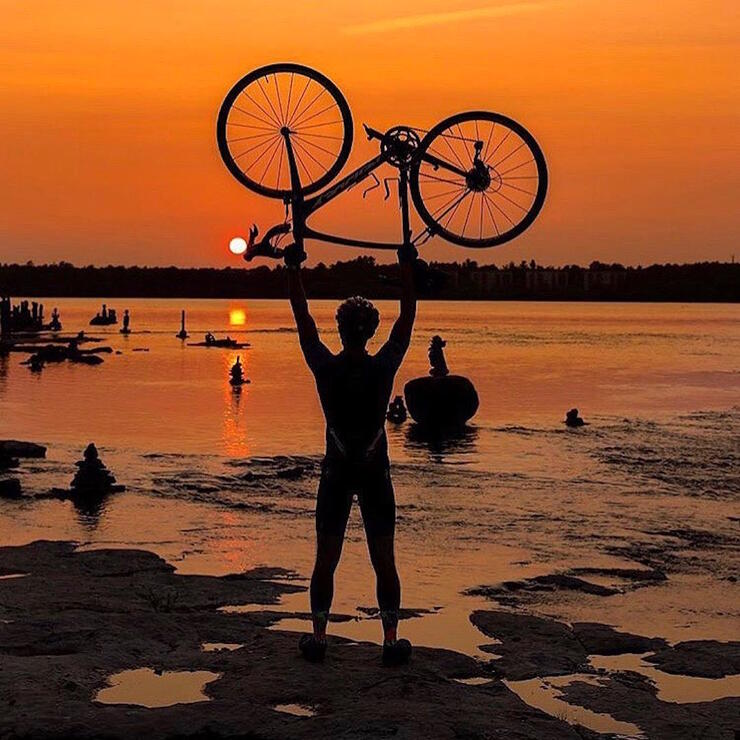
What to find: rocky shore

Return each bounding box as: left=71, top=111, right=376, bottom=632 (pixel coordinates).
left=1, top=541, right=738, bottom=739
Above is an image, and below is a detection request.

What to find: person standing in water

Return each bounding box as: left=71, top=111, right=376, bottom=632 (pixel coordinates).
left=285, top=242, right=418, bottom=665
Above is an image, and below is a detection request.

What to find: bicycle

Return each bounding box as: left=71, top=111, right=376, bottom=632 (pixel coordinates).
left=217, top=63, right=547, bottom=260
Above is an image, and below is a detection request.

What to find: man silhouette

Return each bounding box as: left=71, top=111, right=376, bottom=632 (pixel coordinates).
left=285, top=243, right=417, bottom=665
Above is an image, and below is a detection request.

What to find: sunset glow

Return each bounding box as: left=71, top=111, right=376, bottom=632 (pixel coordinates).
left=1, top=1, right=737, bottom=267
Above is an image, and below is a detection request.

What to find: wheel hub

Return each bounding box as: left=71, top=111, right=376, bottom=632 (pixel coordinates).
left=465, top=160, right=492, bottom=192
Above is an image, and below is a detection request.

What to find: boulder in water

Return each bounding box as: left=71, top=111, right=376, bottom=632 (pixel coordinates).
left=0, top=478, right=22, bottom=499
left=404, top=375, right=479, bottom=428
left=403, top=336, right=479, bottom=428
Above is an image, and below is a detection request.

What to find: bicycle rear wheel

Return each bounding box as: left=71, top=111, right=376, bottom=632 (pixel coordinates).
left=410, top=111, right=547, bottom=247
left=217, top=63, right=353, bottom=198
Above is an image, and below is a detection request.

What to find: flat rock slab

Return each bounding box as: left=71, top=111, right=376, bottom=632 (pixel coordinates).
left=0, top=541, right=595, bottom=740
left=562, top=672, right=739, bottom=740
left=0, top=440, right=46, bottom=458
left=470, top=609, right=666, bottom=680
left=644, top=640, right=740, bottom=678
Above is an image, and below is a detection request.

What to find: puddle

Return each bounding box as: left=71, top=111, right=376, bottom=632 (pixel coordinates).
left=505, top=675, right=644, bottom=738
left=0, top=573, right=29, bottom=580
left=590, top=653, right=740, bottom=703
left=201, top=642, right=242, bottom=652
left=273, top=702, right=317, bottom=717
left=263, top=590, right=495, bottom=660
left=453, top=677, right=494, bottom=686
left=95, top=668, right=221, bottom=708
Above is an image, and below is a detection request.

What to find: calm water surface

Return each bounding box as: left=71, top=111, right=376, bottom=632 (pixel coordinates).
left=1, top=300, right=738, bottom=709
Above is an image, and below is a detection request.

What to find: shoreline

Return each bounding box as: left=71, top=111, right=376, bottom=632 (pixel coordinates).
left=1, top=540, right=738, bottom=739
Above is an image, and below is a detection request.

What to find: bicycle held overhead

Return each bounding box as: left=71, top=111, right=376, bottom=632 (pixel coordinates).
left=217, top=63, right=548, bottom=260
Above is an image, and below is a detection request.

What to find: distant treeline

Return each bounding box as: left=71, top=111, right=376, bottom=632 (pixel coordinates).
left=0, top=258, right=737, bottom=302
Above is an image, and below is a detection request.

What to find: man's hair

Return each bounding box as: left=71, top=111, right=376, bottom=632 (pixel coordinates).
left=336, top=296, right=379, bottom=348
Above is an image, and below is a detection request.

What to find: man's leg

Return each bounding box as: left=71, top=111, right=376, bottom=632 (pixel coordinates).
left=359, top=464, right=410, bottom=665
left=302, top=463, right=351, bottom=660
left=310, top=533, right=344, bottom=641
left=366, top=534, right=401, bottom=643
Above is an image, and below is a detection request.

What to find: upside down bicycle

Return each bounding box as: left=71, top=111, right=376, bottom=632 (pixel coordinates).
left=217, top=63, right=547, bottom=259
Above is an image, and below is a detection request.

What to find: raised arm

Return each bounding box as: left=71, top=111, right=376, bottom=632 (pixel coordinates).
left=382, top=247, right=418, bottom=362
left=285, top=245, right=331, bottom=370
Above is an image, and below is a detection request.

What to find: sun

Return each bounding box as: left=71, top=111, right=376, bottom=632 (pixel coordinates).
left=229, top=237, right=247, bottom=255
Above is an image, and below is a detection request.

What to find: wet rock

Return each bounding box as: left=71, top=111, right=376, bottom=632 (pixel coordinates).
left=0, top=455, right=19, bottom=470
left=471, top=610, right=588, bottom=679
left=569, top=565, right=667, bottom=583
left=465, top=573, right=620, bottom=608
left=644, top=640, right=740, bottom=678
left=572, top=623, right=667, bottom=655
left=0, top=541, right=591, bottom=740
left=0, top=478, right=22, bottom=499
left=471, top=610, right=669, bottom=680
left=561, top=672, right=739, bottom=740
left=0, top=440, right=46, bottom=458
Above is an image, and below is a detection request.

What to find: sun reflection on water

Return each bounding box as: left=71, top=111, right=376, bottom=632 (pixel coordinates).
left=229, top=308, right=246, bottom=326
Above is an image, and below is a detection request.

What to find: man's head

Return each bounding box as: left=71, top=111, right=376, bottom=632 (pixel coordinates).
left=336, top=296, right=379, bottom=350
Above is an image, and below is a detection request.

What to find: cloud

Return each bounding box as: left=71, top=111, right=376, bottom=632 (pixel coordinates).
left=342, top=1, right=568, bottom=35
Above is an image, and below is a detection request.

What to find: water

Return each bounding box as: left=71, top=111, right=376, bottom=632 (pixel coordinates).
left=1, top=299, right=739, bottom=728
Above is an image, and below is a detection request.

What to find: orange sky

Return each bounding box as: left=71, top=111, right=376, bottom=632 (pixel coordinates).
left=1, top=0, right=738, bottom=267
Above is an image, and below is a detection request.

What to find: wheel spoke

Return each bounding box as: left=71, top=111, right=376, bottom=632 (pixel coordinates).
left=500, top=158, right=534, bottom=176
left=227, top=131, right=276, bottom=144
left=442, top=192, right=469, bottom=229
left=233, top=134, right=280, bottom=161
left=485, top=129, right=511, bottom=164
left=482, top=192, right=500, bottom=236
left=482, top=122, right=496, bottom=162
left=243, top=137, right=282, bottom=172
left=226, top=121, right=276, bottom=131
left=231, top=104, right=277, bottom=129
left=460, top=192, right=476, bottom=236
left=287, top=76, right=312, bottom=126
left=292, top=138, right=327, bottom=172
left=274, top=73, right=286, bottom=124
left=293, top=131, right=343, bottom=141
left=285, top=73, right=295, bottom=123
left=258, top=137, right=282, bottom=185
left=440, top=132, right=467, bottom=170
left=293, top=134, right=338, bottom=159
left=478, top=193, right=484, bottom=240
left=491, top=188, right=529, bottom=213
left=491, top=141, right=526, bottom=170
left=456, top=123, right=472, bottom=164
left=430, top=188, right=468, bottom=219
left=483, top=190, right=515, bottom=226
left=422, top=186, right=465, bottom=201
left=240, top=92, right=281, bottom=129
left=502, top=181, right=535, bottom=197
left=256, top=78, right=284, bottom=128
left=293, top=101, right=337, bottom=129
left=297, top=119, right=343, bottom=130
left=290, top=87, right=326, bottom=128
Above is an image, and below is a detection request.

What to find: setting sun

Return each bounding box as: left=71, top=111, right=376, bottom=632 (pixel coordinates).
left=229, top=237, right=247, bottom=256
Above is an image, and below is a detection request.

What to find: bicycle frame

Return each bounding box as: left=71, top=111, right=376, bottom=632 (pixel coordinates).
left=280, top=125, right=473, bottom=252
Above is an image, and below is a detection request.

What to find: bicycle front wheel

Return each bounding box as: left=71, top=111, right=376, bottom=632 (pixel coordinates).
left=410, top=111, right=547, bottom=247
left=217, top=64, right=353, bottom=198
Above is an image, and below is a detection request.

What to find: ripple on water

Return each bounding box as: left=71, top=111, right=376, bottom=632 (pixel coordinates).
left=95, top=668, right=221, bottom=708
